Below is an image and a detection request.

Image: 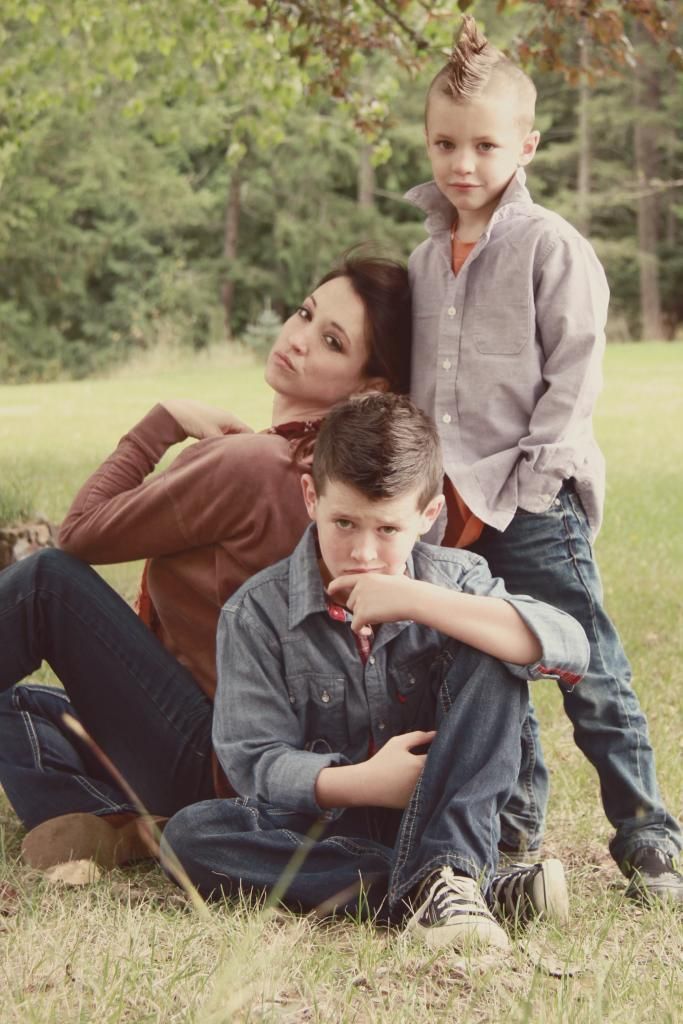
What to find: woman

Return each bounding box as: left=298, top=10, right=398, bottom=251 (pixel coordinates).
left=0, top=252, right=411, bottom=868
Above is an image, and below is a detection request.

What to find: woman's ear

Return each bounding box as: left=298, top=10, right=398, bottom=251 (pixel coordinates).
left=301, top=473, right=318, bottom=521
left=354, top=376, right=390, bottom=397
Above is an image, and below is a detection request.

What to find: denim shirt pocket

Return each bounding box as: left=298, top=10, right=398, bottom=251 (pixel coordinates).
left=287, top=673, right=350, bottom=753
left=472, top=302, right=531, bottom=355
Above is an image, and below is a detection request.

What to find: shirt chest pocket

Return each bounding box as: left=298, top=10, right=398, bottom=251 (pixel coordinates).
left=471, top=302, right=531, bottom=355
left=286, top=673, right=350, bottom=753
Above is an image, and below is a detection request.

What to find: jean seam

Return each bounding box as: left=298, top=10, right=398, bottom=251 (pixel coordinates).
left=13, top=686, right=130, bottom=815
left=325, top=837, right=393, bottom=861
left=390, top=853, right=483, bottom=908
left=30, top=578, right=210, bottom=760
left=392, top=770, right=424, bottom=886
left=560, top=496, right=647, bottom=794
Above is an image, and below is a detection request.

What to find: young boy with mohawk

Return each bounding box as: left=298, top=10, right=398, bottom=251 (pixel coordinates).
left=161, top=393, right=589, bottom=951
left=406, top=15, right=682, bottom=901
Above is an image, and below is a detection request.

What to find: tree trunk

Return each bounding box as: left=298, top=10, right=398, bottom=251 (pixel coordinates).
left=221, top=165, right=242, bottom=339
left=576, top=34, right=591, bottom=237
left=357, top=144, right=375, bottom=208
left=633, top=58, right=662, bottom=340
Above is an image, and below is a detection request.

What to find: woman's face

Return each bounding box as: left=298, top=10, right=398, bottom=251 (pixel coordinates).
left=265, top=276, right=381, bottom=412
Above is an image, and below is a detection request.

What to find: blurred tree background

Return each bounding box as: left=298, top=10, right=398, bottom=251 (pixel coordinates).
left=0, top=0, right=681, bottom=383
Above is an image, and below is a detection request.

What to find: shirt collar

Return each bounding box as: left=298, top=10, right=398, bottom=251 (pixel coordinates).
left=266, top=418, right=322, bottom=441
left=288, top=525, right=332, bottom=630
left=404, top=167, right=531, bottom=235
left=287, top=523, right=417, bottom=632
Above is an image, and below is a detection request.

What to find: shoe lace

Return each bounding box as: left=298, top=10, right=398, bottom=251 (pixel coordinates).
left=430, top=867, right=483, bottom=914
left=490, top=863, right=535, bottom=912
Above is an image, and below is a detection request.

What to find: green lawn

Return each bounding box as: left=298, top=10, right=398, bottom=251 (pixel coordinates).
left=0, top=342, right=681, bottom=1023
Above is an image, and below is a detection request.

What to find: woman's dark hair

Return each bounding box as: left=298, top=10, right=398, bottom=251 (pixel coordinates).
left=316, top=247, right=411, bottom=394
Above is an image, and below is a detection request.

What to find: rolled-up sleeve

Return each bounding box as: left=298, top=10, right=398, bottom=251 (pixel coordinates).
left=213, top=602, right=347, bottom=814
left=458, top=555, right=590, bottom=685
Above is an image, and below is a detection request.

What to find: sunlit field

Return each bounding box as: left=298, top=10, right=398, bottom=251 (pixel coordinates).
left=0, top=342, right=681, bottom=1023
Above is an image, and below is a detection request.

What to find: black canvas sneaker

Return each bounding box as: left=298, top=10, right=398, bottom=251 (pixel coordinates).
left=406, top=866, right=510, bottom=950
left=490, top=858, right=569, bottom=925
left=623, top=847, right=683, bottom=905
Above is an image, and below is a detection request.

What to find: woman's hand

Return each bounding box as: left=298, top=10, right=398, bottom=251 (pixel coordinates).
left=161, top=399, right=254, bottom=440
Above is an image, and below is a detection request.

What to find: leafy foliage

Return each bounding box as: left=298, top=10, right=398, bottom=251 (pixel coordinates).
left=0, top=0, right=681, bottom=381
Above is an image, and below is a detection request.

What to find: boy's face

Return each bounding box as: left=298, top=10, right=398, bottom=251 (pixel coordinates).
left=425, top=89, right=539, bottom=234
left=301, top=476, right=443, bottom=584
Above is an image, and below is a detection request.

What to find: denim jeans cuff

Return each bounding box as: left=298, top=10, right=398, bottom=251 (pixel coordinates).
left=389, top=852, right=486, bottom=913
left=612, top=835, right=682, bottom=872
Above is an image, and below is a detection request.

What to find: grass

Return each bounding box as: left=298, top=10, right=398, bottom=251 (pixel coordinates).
left=1, top=342, right=682, bottom=1023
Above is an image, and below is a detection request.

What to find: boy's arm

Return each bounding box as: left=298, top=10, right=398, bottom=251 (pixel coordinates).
left=215, top=597, right=435, bottom=814
left=329, top=572, right=540, bottom=664
left=328, top=553, right=589, bottom=683
left=517, top=232, right=609, bottom=501
left=213, top=601, right=353, bottom=815
left=315, top=731, right=435, bottom=810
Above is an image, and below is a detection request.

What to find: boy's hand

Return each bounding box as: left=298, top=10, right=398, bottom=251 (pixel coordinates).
left=364, top=730, right=436, bottom=808
left=161, top=399, right=254, bottom=440
left=327, top=572, right=418, bottom=634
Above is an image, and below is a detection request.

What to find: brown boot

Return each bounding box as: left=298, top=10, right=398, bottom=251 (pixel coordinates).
left=21, top=812, right=168, bottom=870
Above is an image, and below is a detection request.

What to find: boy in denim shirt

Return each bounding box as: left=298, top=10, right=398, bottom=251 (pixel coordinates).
left=406, top=15, right=682, bottom=901
left=162, top=394, right=588, bottom=950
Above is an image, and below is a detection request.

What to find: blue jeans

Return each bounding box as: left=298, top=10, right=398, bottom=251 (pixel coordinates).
left=470, top=482, right=682, bottom=866
left=161, top=646, right=528, bottom=920
left=0, top=549, right=215, bottom=830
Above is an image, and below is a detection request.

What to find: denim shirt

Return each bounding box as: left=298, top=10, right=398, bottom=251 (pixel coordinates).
left=405, top=169, right=609, bottom=537
left=213, top=525, right=589, bottom=816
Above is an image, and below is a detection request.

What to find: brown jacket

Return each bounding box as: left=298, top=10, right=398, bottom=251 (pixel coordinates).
left=59, top=404, right=317, bottom=701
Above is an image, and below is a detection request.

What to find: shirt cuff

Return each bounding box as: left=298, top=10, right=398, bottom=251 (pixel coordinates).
left=257, top=749, right=350, bottom=816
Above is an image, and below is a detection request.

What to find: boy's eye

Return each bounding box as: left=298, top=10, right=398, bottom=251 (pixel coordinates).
left=477, top=142, right=496, bottom=152
left=335, top=518, right=354, bottom=530
left=324, top=334, right=343, bottom=353
left=379, top=526, right=398, bottom=536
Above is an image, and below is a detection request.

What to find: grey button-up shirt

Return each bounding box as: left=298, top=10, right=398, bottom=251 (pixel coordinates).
left=213, top=525, right=589, bottom=815
left=406, top=169, right=609, bottom=537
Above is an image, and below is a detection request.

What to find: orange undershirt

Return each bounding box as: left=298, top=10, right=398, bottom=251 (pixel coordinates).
left=441, top=230, right=485, bottom=548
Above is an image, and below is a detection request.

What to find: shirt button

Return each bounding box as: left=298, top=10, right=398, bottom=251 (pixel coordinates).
left=320, top=690, right=330, bottom=704
left=442, top=413, right=452, bottom=424
left=447, top=306, right=456, bottom=317
left=442, top=359, right=452, bottom=371
left=368, top=656, right=375, bottom=665
left=378, top=722, right=386, bottom=731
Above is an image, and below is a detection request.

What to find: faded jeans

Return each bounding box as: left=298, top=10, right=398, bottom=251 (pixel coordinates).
left=0, top=549, right=215, bottom=829
left=471, top=481, right=682, bottom=866
left=161, top=645, right=528, bottom=920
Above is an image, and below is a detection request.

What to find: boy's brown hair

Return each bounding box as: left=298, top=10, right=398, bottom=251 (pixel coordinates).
left=312, top=393, right=442, bottom=511
left=426, top=15, right=536, bottom=131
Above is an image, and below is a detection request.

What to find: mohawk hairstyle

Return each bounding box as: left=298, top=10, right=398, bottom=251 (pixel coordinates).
left=426, top=15, right=536, bottom=130
left=443, top=15, right=502, bottom=101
